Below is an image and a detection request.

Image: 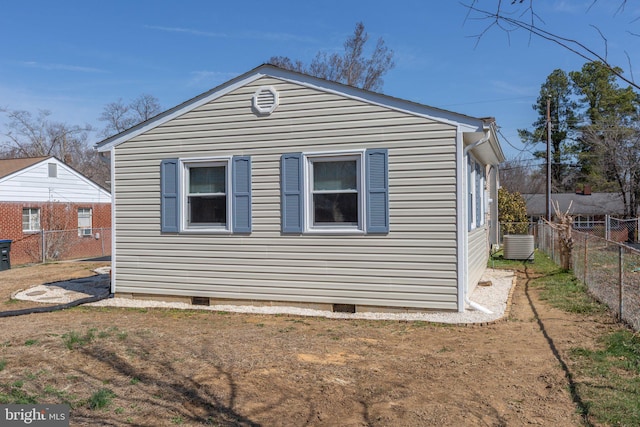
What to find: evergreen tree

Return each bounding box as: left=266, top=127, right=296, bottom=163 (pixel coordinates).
left=518, top=69, right=579, bottom=191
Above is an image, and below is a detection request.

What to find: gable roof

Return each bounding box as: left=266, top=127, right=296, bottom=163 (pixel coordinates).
left=0, top=157, right=49, bottom=179
left=0, top=156, right=110, bottom=196
left=95, top=64, right=504, bottom=163
left=522, top=193, right=627, bottom=216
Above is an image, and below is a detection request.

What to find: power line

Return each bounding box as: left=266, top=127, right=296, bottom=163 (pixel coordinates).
left=496, top=127, right=536, bottom=156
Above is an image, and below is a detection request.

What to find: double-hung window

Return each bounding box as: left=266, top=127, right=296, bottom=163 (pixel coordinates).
left=310, top=156, right=361, bottom=228
left=78, top=208, right=93, bottom=236
left=22, top=208, right=41, bottom=232
left=468, top=155, right=486, bottom=230
left=160, top=156, right=252, bottom=234
left=281, top=149, right=389, bottom=234
left=186, top=162, right=228, bottom=229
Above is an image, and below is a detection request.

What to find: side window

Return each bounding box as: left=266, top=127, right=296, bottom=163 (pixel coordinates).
left=22, top=208, right=41, bottom=232
left=48, top=163, right=57, bottom=178
left=309, top=156, right=361, bottom=229
left=186, top=162, right=228, bottom=229
left=281, top=149, right=389, bottom=234
left=78, top=208, right=93, bottom=236
left=160, top=156, right=251, bottom=234
left=468, top=155, right=486, bottom=230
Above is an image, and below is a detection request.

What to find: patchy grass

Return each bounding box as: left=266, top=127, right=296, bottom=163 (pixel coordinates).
left=528, top=253, right=605, bottom=315
left=569, top=330, right=640, bottom=426
left=62, top=329, right=96, bottom=350
left=86, top=388, right=116, bottom=410
left=492, top=249, right=639, bottom=425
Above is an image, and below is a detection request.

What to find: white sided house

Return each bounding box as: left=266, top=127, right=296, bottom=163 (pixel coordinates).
left=0, top=156, right=111, bottom=265
left=97, top=65, right=505, bottom=312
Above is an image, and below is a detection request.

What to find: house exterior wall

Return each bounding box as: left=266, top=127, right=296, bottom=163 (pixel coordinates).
left=112, top=76, right=462, bottom=310
left=467, top=226, right=489, bottom=294
left=0, top=202, right=111, bottom=265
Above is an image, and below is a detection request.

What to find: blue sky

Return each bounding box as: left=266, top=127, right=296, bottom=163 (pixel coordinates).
left=1, top=1, right=638, bottom=161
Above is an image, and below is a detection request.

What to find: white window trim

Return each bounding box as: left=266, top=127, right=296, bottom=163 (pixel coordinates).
left=469, top=157, right=476, bottom=230
left=479, top=164, right=486, bottom=227
left=468, top=155, right=486, bottom=231
left=303, top=150, right=366, bottom=235
left=180, top=156, right=232, bottom=234
left=23, top=207, right=41, bottom=233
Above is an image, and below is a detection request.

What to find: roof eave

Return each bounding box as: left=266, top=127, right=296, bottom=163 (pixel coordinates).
left=96, top=64, right=501, bottom=152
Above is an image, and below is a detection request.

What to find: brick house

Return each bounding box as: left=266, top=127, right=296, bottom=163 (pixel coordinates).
left=0, top=157, right=111, bottom=265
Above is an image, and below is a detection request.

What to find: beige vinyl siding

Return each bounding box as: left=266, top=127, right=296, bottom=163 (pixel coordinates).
left=113, top=77, right=460, bottom=310
left=468, top=226, right=489, bottom=292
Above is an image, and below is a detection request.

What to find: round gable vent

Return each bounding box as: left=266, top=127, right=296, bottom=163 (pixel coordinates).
left=252, top=86, right=279, bottom=115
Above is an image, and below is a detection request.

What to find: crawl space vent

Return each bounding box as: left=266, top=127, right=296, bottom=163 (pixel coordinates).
left=252, top=86, right=279, bottom=115
left=191, top=296, right=210, bottom=306
left=333, top=304, right=356, bottom=313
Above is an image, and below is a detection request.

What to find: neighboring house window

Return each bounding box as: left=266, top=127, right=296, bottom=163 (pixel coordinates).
left=22, top=208, right=41, bottom=232
left=281, top=149, right=389, bottom=234
left=78, top=208, right=93, bottom=236
left=48, top=163, right=57, bottom=178
left=160, top=156, right=252, bottom=234
left=574, top=215, right=594, bottom=228
left=468, top=155, right=486, bottom=231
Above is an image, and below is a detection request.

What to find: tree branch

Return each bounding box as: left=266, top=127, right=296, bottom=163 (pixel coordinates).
left=464, top=3, right=639, bottom=90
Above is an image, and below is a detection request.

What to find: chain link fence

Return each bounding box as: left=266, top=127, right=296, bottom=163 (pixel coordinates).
left=16, top=228, right=111, bottom=264
left=536, top=223, right=640, bottom=331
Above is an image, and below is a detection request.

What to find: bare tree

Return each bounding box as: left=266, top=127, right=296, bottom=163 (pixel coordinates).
left=269, top=22, right=395, bottom=91
left=99, top=93, right=162, bottom=138
left=582, top=115, right=640, bottom=218
left=499, top=158, right=545, bottom=194
left=0, top=108, right=110, bottom=188
left=0, top=109, right=91, bottom=158
left=464, top=0, right=640, bottom=90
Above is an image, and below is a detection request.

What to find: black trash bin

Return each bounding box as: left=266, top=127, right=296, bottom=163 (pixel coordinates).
left=0, top=240, right=11, bottom=271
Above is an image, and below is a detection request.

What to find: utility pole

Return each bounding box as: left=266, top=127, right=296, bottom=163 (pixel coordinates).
left=546, top=96, right=552, bottom=222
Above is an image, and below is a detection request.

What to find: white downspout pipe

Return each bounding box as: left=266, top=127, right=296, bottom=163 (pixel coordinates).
left=462, top=132, right=493, bottom=314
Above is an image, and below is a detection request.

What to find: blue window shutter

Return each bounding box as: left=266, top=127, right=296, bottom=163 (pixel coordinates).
left=366, top=149, right=389, bottom=234
left=281, top=153, right=303, bottom=233
left=232, top=156, right=252, bottom=233
left=160, top=159, right=180, bottom=233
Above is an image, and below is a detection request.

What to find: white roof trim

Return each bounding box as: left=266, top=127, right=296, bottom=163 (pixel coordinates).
left=96, top=64, right=491, bottom=151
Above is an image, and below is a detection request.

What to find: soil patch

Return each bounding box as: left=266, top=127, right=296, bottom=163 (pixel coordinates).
left=0, top=262, right=619, bottom=426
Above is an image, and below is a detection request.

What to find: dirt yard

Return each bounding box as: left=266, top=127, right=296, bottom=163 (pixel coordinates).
left=0, top=262, right=619, bottom=426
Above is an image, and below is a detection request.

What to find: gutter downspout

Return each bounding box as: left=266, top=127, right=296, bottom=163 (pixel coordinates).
left=461, top=132, right=493, bottom=314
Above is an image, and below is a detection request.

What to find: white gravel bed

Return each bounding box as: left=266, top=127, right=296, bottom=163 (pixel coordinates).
left=88, top=269, right=515, bottom=324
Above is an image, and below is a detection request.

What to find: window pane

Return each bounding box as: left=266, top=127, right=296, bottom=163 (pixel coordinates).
left=313, top=160, right=357, bottom=191
left=22, top=210, right=29, bottom=230
left=22, top=208, right=40, bottom=231
left=78, top=208, right=92, bottom=228
left=189, top=196, right=227, bottom=225
left=189, top=166, right=226, bottom=194
left=313, top=193, right=358, bottom=224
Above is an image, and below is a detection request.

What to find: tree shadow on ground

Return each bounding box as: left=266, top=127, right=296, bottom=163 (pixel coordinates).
left=522, top=263, right=593, bottom=427
left=73, top=337, right=268, bottom=426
